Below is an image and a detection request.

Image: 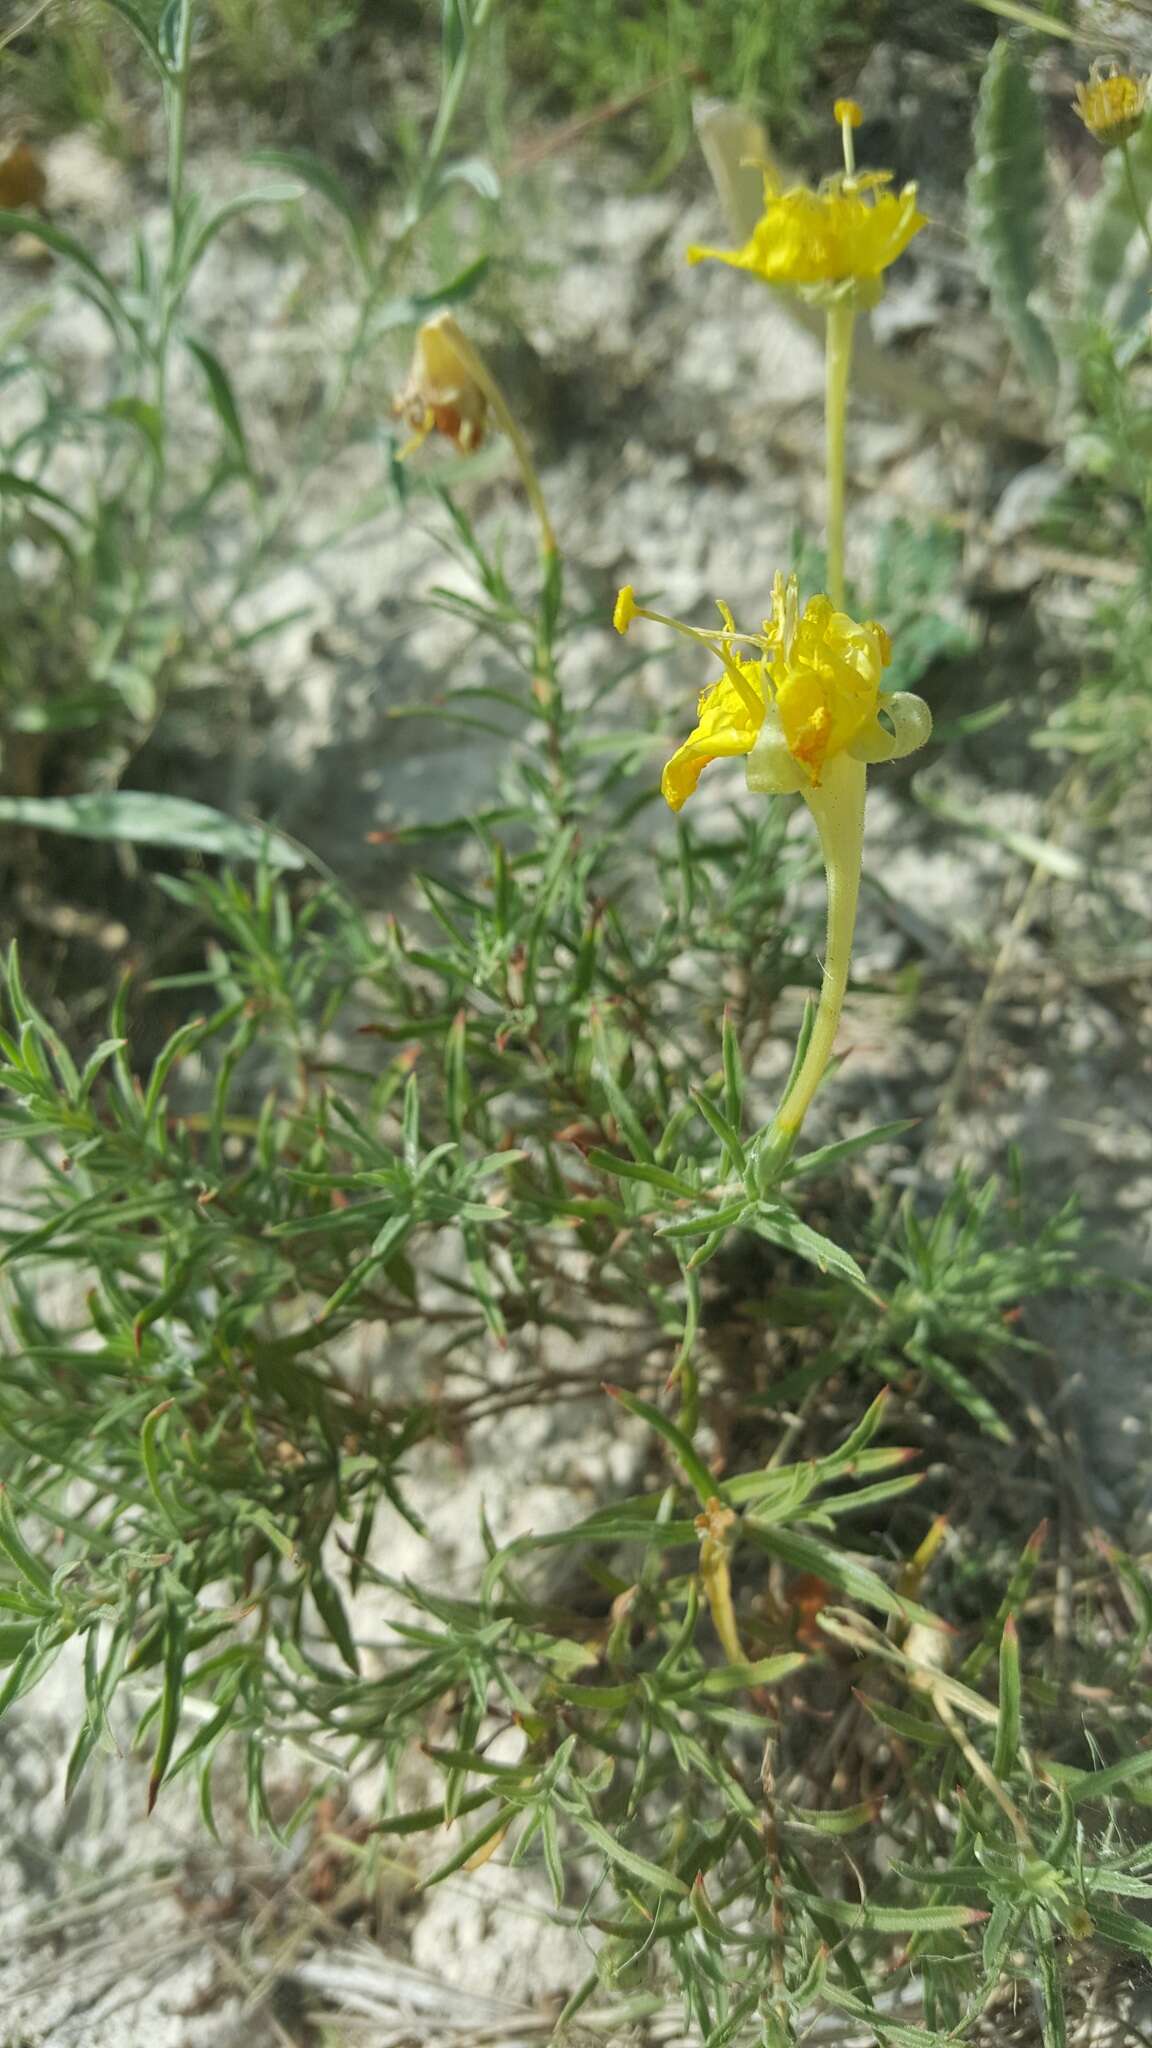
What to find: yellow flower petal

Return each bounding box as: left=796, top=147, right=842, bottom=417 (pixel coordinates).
left=770, top=595, right=891, bottom=785
left=687, top=173, right=926, bottom=290
left=660, top=661, right=766, bottom=811
left=613, top=585, right=639, bottom=635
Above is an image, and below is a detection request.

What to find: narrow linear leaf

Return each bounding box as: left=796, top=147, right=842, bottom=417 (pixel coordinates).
left=603, top=1384, right=719, bottom=1509
left=0, top=793, right=306, bottom=871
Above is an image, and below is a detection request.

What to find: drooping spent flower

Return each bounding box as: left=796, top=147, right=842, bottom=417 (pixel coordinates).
left=1073, top=64, right=1148, bottom=151
left=393, top=312, right=489, bottom=457
left=393, top=312, right=556, bottom=553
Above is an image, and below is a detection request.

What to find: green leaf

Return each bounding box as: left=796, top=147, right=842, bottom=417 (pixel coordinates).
left=435, top=155, right=501, bottom=203
left=699, top=1652, right=806, bottom=1694
left=0, top=1489, right=53, bottom=1600
left=310, top=1571, right=360, bottom=1676
left=420, top=1804, right=514, bottom=1886
left=992, top=1615, right=1022, bottom=1777
left=560, top=1803, right=689, bottom=1896
left=0, top=213, right=125, bottom=331
left=742, top=1523, right=940, bottom=1630
left=105, top=396, right=165, bottom=462
left=183, top=336, right=250, bottom=471
left=585, top=1150, right=700, bottom=1199
left=374, top=256, right=492, bottom=335
left=98, top=0, right=164, bottom=64
left=783, top=1887, right=983, bottom=1932
left=1091, top=1901, right=1152, bottom=1961
left=905, top=1342, right=1014, bottom=1445
left=157, top=0, right=190, bottom=67
left=821, top=1987, right=960, bottom=2046
left=147, top=1600, right=187, bottom=1813
left=751, top=1204, right=875, bottom=1296
left=785, top=1119, right=919, bottom=1183
left=0, top=794, right=306, bottom=870
left=819, top=1390, right=895, bottom=1475
left=603, top=1385, right=719, bottom=1508
left=1059, top=1748, right=1152, bottom=1806
left=967, top=37, right=1059, bottom=392
left=589, top=1010, right=654, bottom=1163
left=247, top=148, right=370, bottom=271
left=179, top=183, right=305, bottom=282
left=0, top=471, right=86, bottom=522
left=690, top=1089, right=746, bottom=1176
left=786, top=1800, right=878, bottom=1836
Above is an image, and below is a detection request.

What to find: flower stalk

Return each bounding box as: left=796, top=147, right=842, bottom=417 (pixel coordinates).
left=1121, top=137, right=1152, bottom=270
left=757, top=752, right=865, bottom=1177
left=616, top=97, right=932, bottom=1168
left=824, top=297, right=856, bottom=611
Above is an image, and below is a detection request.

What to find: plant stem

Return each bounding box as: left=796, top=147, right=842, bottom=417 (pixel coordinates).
left=824, top=298, right=856, bottom=611
left=1121, top=138, right=1152, bottom=270
left=165, top=0, right=195, bottom=228
left=422, top=0, right=499, bottom=205
left=759, top=753, right=866, bottom=1170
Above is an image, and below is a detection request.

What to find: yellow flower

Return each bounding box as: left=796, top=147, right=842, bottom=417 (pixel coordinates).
left=769, top=591, right=890, bottom=781
left=613, top=585, right=639, bottom=634
left=687, top=169, right=926, bottom=299
left=833, top=98, right=863, bottom=129
left=393, top=313, right=488, bottom=457
left=661, top=652, right=768, bottom=811
left=615, top=576, right=932, bottom=812
left=1074, top=65, right=1148, bottom=150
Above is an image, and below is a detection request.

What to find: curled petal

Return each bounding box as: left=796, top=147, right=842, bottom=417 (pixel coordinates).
left=848, top=691, right=934, bottom=765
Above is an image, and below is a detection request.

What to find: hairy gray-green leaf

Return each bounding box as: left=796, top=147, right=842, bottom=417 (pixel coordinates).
left=967, top=38, right=1058, bottom=391
left=0, top=794, right=305, bottom=870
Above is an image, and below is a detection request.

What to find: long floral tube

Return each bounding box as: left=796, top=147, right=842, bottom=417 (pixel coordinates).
left=751, top=752, right=865, bottom=1181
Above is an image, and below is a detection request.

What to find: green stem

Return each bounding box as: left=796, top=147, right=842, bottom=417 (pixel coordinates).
left=1121, top=138, right=1152, bottom=270
left=760, top=753, right=866, bottom=1169
left=198, top=0, right=499, bottom=638
left=824, top=298, right=856, bottom=611
left=98, top=0, right=196, bottom=743
left=165, top=0, right=194, bottom=228
left=421, top=0, right=499, bottom=204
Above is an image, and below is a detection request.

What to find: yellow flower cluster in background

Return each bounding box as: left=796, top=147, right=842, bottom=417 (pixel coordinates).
left=1073, top=64, right=1148, bottom=150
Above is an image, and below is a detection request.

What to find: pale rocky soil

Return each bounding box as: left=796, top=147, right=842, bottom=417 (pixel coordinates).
left=1, top=23, right=1151, bottom=2042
